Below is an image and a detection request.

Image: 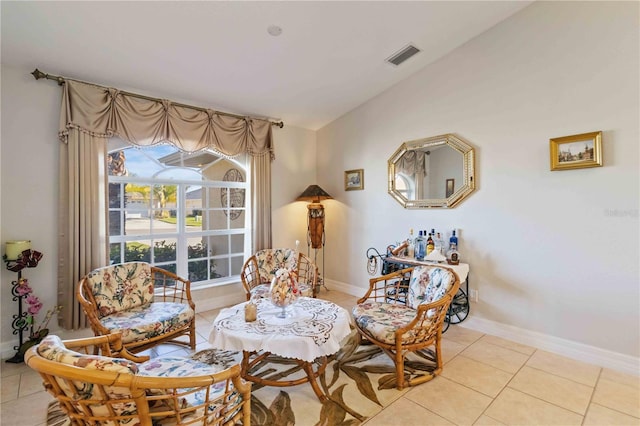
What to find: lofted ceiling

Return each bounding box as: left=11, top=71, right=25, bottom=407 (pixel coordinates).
left=1, top=1, right=532, bottom=130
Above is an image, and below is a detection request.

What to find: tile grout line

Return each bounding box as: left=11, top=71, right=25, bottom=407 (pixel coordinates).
left=471, top=347, right=536, bottom=424
left=488, top=347, right=600, bottom=420
left=581, top=368, right=602, bottom=426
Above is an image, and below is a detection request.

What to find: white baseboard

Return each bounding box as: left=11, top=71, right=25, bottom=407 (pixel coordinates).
left=195, top=293, right=246, bottom=313
left=323, top=278, right=363, bottom=298
left=461, top=316, right=640, bottom=376
left=325, top=278, right=640, bottom=377
left=2, top=341, right=20, bottom=361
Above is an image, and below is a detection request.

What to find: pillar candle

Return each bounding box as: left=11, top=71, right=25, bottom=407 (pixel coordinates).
left=5, top=240, right=31, bottom=261
left=244, top=301, right=257, bottom=322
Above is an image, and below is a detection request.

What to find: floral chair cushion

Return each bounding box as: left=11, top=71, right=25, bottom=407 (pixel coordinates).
left=249, top=282, right=314, bottom=300
left=254, top=248, right=297, bottom=284
left=407, top=266, right=455, bottom=309
left=37, top=335, right=138, bottom=425
left=100, top=302, right=195, bottom=344
left=352, top=301, right=423, bottom=345
left=138, top=356, right=242, bottom=425
left=86, top=262, right=155, bottom=318
left=37, top=335, right=138, bottom=374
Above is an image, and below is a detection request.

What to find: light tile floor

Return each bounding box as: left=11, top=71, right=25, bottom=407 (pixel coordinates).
left=1, top=290, right=639, bottom=426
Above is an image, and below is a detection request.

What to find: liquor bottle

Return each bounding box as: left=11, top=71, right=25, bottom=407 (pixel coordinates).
left=449, top=230, right=458, bottom=248
left=407, top=229, right=415, bottom=258
left=447, top=243, right=460, bottom=265
left=426, top=232, right=434, bottom=256
left=415, top=230, right=426, bottom=261
left=435, top=232, right=444, bottom=254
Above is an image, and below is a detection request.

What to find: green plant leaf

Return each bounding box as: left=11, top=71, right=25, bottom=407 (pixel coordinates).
left=335, top=330, right=360, bottom=363
left=341, top=346, right=382, bottom=365
left=315, top=384, right=348, bottom=426
left=377, top=373, right=407, bottom=390
left=358, top=364, right=396, bottom=374
left=405, top=360, right=436, bottom=373
left=250, top=394, right=274, bottom=426
left=341, top=365, right=382, bottom=406
left=269, top=391, right=295, bottom=426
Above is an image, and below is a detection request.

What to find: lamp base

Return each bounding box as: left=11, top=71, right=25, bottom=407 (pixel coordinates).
left=307, top=203, right=325, bottom=249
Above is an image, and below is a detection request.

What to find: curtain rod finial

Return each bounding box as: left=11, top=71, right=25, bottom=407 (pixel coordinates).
left=32, top=68, right=64, bottom=85
left=31, top=69, right=46, bottom=80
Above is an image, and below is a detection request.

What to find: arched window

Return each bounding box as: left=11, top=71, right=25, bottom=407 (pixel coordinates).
left=394, top=173, right=415, bottom=200
left=107, top=139, right=250, bottom=287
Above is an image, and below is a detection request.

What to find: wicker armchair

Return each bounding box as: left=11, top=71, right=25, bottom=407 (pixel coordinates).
left=240, top=248, right=318, bottom=300
left=352, top=265, right=460, bottom=390
left=78, top=262, right=196, bottom=353
left=25, top=333, right=251, bottom=426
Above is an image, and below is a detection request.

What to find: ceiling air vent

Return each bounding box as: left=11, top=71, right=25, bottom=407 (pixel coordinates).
left=386, top=44, right=421, bottom=66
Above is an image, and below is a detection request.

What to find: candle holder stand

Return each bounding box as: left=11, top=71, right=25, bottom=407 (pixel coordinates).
left=4, top=248, right=44, bottom=364
left=6, top=268, right=31, bottom=363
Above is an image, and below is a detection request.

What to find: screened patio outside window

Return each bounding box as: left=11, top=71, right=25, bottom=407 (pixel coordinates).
left=107, top=140, right=250, bottom=287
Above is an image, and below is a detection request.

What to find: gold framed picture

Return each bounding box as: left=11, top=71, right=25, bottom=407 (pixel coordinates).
left=445, top=179, right=455, bottom=197
left=550, top=131, right=603, bottom=171
left=344, top=169, right=364, bottom=191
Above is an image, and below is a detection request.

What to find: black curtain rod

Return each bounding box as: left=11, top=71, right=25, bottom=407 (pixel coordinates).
left=31, top=68, right=284, bottom=128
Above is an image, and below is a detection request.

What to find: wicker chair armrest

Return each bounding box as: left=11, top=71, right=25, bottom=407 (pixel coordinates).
left=77, top=278, right=113, bottom=335
left=133, top=364, right=246, bottom=387
left=54, top=333, right=148, bottom=362
left=55, top=333, right=122, bottom=355
left=357, top=267, right=414, bottom=304
left=151, top=266, right=194, bottom=309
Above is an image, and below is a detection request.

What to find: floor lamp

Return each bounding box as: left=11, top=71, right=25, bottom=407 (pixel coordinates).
left=296, top=185, right=332, bottom=291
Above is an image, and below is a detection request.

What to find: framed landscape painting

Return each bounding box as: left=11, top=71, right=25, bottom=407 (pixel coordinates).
left=550, top=131, right=602, bottom=171
left=344, top=169, right=364, bottom=191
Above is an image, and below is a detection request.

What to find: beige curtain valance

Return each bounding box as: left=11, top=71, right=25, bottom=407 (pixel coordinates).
left=58, top=80, right=274, bottom=159
left=397, top=150, right=425, bottom=176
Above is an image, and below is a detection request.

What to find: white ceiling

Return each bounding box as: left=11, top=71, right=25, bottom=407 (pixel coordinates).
left=1, top=1, right=532, bottom=130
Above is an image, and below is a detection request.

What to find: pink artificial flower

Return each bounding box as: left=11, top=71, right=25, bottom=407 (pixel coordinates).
left=26, top=295, right=43, bottom=315
left=16, top=279, right=33, bottom=296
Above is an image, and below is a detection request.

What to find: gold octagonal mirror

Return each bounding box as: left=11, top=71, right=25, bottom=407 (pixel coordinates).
left=388, top=134, right=476, bottom=208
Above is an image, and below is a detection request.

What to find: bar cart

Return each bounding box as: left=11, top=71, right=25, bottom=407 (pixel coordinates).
left=366, top=246, right=470, bottom=332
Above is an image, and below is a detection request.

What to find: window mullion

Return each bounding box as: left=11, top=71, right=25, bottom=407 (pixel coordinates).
left=176, top=184, right=188, bottom=279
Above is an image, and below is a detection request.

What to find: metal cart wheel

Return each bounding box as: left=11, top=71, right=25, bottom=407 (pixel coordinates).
left=442, top=316, right=451, bottom=333
left=447, top=288, right=470, bottom=324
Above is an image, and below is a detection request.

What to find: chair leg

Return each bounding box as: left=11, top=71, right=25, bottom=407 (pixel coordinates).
left=434, top=334, right=443, bottom=371
left=189, top=320, right=196, bottom=350
left=395, top=349, right=406, bottom=390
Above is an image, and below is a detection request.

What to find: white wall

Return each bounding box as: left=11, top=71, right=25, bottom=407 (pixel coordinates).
left=317, top=1, right=639, bottom=367
left=1, top=66, right=60, bottom=349
left=0, top=64, right=317, bottom=355
left=271, top=125, right=318, bottom=250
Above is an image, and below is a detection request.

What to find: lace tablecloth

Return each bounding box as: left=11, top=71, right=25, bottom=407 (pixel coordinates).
left=209, top=297, right=351, bottom=362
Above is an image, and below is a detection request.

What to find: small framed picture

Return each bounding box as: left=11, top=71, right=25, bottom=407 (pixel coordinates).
left=344, top=169, right=364, bottom=191
left=550, top=131, right=603, bottom=171
left=445, top=179, right=455, bottom=197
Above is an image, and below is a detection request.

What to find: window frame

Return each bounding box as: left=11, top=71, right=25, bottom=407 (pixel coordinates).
left=107, top=144, right=250, bottom=289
